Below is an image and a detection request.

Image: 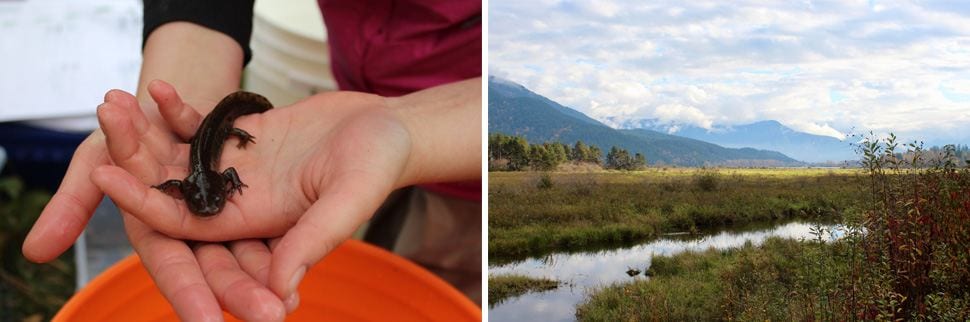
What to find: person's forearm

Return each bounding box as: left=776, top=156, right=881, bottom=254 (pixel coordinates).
left=389, top=77, right=482, bottom=187
left=137, top=22, right=244, bottom=113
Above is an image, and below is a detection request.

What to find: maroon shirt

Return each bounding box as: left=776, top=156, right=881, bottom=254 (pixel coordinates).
left=319, top=0, right=482, bottom=201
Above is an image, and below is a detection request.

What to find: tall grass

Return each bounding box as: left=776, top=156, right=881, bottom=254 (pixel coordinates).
left=489, top=169, right=860, bottom=262
left=576, top=238, right=818, bottom=321
left=488, top=275, right=560, bottom=307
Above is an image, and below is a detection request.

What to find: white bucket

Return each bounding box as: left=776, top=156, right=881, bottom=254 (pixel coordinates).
left=244, top=0, right=336, bottom=107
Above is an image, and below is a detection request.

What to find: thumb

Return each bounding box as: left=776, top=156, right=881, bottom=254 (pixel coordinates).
left=268, top=176, right=390, bottom=307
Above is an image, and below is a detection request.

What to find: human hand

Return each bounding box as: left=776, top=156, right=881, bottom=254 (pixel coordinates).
left=19, top=81, right=284, bottom=321
left=19, top=86, right=207, bottom=265
left=91, top=80, right=413, bottom=310
left=96, top=82, right=290, bottom=321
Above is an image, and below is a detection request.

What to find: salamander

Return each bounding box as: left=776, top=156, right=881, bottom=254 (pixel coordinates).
left=153, top=91, right=273, bottom=217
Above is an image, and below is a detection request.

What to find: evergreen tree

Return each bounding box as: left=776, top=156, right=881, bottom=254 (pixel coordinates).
left=606, top=146, right=621, bottom=169
left=588, top=145, right=603, bottom=164
left=572, top=141, right=589, bottom=162
left=605, top=146, right=645, bottom=170
left=503, top=136, right=530, bottom=171
left=529, top=144, right=558, bottom=171
left=545, top=142, right=568, bottom=165
left=487, top=133, right=509, bottom=163
left=634, top=152, right=647, bottom=169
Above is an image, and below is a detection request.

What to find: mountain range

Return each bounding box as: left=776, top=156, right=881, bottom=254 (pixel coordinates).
left=609, top=119, right=857, bottom=163
left=488, top=77, right=802, bottom=167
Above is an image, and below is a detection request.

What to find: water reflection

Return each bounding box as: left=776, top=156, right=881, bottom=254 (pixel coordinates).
left=488, top=221, right=843, bottom=322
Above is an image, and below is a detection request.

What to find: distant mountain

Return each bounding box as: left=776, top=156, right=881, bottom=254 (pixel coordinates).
left=488, top=77, right=800, bottom=167
left=613, top=118, right=856, bottom=163
left=488, top=77, right=603, bottom=126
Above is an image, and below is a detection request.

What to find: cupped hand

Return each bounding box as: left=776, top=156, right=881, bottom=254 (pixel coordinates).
left=27, top=81, right=288, bottom=322
left=91, top=80, right=413, bottom=308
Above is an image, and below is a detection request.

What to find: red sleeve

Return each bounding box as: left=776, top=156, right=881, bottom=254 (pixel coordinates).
left=317, top=0, right=481, bottom=96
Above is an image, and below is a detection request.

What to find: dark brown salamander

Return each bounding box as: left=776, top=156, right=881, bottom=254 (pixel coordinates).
left=153, top=91, right=273, bottom=217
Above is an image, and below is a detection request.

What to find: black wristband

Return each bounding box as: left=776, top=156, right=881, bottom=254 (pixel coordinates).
left=142, top=0, right=256, bottom=66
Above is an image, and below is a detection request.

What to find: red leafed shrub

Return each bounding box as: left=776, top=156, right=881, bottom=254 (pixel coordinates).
left=852, top=134, right=970, bottom=320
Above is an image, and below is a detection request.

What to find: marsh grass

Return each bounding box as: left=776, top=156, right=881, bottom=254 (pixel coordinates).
left=576, top=136, right=970, bottom=320
left=535, top=173, right=554, bottom=190
left=489, top=168, right=861, bottom=262
left=692, top=168, right=721, bottom=192
left=488, top=274, right=560, bottom=307
left=576, top=238, right=847, bottom=321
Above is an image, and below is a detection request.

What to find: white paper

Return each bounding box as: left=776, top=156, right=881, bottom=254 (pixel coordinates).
left=0, top=0, right=142, bottom=127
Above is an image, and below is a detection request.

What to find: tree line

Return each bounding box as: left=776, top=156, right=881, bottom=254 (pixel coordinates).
left=927, top=144, right=970, bottom=166
left=488, top=133, right=646, bottom=171
left=861, top=139, right=970, bottom=168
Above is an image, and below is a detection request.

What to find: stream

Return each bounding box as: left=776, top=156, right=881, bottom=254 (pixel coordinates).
left=488, top=221, right=844, bottom=322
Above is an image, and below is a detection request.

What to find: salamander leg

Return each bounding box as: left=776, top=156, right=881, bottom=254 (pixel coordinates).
left=222, top=167, right=248, bottom=197
left=229, top=128, right=256, bottom=149
left=152, top=180, right=185, bottom=199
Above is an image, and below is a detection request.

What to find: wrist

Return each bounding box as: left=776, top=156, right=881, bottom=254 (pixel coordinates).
left=385, top=78, right=482, bottom=188
left=137, top=22, right=244, bottom=114
left=387, top=97, right=421, bottom=189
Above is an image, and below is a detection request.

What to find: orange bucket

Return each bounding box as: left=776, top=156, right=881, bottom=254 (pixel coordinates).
left=54, top=240, right=480, bottom=321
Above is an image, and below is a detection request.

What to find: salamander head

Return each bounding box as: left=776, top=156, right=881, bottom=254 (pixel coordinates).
left=183, top=171, right=227, bottom=217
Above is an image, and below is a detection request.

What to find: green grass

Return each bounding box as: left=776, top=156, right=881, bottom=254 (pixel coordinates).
left=576, top=237, right=853, bottom=321
left=489, top=168, right=863, bottom=262
left=578, top=230, right=970, bottom=321
left=0, top=177, right=75, bottom=321
left=488, top=274, right=560, bottom=307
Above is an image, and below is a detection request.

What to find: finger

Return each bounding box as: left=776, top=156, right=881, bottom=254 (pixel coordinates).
left=195, top=243, right=285, bottom=322
left=22, top=135, right=110, bottom=263
left=228, top=239, right=300, bottom=312
left=105, top=89, right=149, bottom=134
left=97, top=101, right=164, bottom=182
left=228, top=240, right=272, bottom=285
left=268, top=174, right=390, bottom=304
left=122, top=215, right=224, bottom=322
left=91, top=165, right=249, bottom=241
left=149, top=79, right=202, bottom=140
left=267, top=238, right=282, bottom=252
left=91, top=165, right=187, bottom=233
left=102, top=90, right=189, bottom=168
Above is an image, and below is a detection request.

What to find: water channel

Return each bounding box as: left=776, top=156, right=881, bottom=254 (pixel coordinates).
left=488, top=221, right=844, bottom=322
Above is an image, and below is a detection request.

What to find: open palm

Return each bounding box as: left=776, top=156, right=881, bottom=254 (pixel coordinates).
left=91, top=81, right=414, bottom=314
left=93, top=85, right=410, bottom=241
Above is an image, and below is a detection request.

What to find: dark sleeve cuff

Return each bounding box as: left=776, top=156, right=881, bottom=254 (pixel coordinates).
left=142, top=0, right=256, bottom=66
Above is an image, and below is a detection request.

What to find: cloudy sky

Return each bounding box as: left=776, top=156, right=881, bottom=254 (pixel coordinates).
left=489, top=0, right=970, bottom=143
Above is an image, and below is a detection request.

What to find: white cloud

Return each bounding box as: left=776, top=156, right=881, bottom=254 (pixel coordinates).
left=788, top=121, right=847, bottom=140
left=653, top=103, right=714, bottom=129
left=490, top=0, right=970, bottom=143
left=686, top=86, right=708, bottom=104
left=582, top=0, right=620, bottom=18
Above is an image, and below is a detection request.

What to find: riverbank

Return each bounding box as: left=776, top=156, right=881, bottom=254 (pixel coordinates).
left=487, top=220, right=839, bottom=321
left=576, top=237, right=846, bottom=321
left=488, top=275, right=560, bottom=307
left=488, top=168, right=862, bottom=262
left=577, top=227, right=970, bottom=321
